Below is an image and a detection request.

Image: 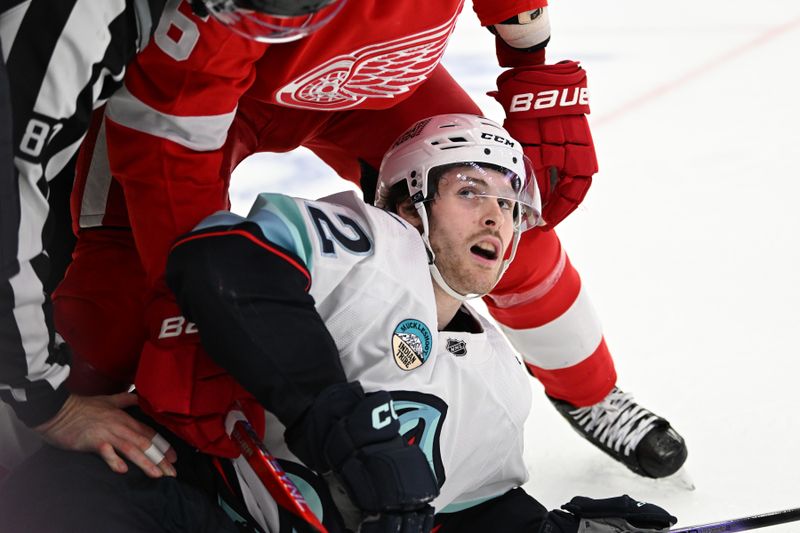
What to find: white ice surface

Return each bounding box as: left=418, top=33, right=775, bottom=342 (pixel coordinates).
left=231, top=2, right=800, bottom=529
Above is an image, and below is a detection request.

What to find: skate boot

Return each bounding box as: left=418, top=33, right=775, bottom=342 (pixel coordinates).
left=549, top=387, right=687, bottom=478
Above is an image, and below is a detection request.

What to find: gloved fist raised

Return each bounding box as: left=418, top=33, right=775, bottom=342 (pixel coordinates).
left=490, top=61, right=598, bottom=229
left=540, top=494, right=677, bottom=533
left=286, top=382, right=438, bottom=532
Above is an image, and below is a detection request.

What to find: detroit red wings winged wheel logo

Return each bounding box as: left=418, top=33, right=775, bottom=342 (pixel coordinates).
left=275, top=12, right=459, bottom=110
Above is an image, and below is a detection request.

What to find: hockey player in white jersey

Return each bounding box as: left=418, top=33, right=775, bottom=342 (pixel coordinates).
left=160, top=114, right=677, bottom=532
left=0, top=113, right=676, bottom=531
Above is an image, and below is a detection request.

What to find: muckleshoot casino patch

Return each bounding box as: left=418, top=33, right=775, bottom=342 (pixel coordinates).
left=392, top=319, right=433, bottom=370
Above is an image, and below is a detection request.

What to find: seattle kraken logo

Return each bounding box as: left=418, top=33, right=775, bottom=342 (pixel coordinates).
left=392, top=392, right=448, bottom=487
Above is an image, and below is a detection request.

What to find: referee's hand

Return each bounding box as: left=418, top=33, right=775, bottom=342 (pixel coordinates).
left=34, top=393, right=177, bottom=478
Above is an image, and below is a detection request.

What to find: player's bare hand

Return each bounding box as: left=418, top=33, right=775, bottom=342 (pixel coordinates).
left=34, top=393, right=177, bottom=478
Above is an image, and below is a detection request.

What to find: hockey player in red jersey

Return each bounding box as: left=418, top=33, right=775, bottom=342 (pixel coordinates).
left=56, top=0, right=687, bottom=479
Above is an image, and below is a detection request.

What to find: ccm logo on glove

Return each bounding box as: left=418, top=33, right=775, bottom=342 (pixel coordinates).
left=508, top=87, right=589, bottom=113
left=372, top=400, right=399, bottom=429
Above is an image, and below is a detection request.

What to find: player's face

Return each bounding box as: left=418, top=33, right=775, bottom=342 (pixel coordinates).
left=427, top=166, right=516, bottom=296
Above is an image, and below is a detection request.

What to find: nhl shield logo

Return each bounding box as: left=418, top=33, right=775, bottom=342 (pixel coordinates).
left=445, top=338, right=467, bottom=357
left=392, top=319, right=433, bottom=370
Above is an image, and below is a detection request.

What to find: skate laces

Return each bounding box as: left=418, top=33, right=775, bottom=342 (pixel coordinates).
left=567, top=388, right=660, bottom=457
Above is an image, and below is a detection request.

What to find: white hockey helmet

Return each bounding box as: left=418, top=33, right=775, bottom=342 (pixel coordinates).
left=375, top=114, right=542, bottom=301
left=193, top=0, right=346, bottom=43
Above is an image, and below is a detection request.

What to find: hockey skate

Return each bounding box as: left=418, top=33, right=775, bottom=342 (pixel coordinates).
left=549, top=387, right=687, bottom=479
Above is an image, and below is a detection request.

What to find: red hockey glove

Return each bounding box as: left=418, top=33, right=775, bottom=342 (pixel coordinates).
left=490, top=61, right=597, bottom=229
left=134, top=294, right=265, bottom=458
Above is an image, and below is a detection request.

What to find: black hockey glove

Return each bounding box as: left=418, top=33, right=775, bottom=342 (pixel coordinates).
left=540, top=495, right=677, bottom=533
left=286, top=382, right=438, bottom=532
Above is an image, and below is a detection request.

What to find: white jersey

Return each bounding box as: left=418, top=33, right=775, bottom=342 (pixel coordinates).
left=206, top=190, right=532, bottom=519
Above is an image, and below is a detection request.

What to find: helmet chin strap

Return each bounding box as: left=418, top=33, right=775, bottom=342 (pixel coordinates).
left=416, top=203, right=522, bottom=303
left=428, top=262, right=478, bottom=302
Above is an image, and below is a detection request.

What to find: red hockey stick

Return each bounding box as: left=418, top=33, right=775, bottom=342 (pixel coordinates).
left=228, top=413, right=328, bottom=533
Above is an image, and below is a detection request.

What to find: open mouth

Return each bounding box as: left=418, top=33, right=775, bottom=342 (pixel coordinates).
left=470, top=242, right=499, bottom=261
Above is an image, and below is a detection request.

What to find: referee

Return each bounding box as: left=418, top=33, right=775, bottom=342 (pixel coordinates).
left=0, top=0, right=174, bottom=479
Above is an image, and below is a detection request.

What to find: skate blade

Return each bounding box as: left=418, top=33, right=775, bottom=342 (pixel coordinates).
left=661, top=466, right=695, bottom=491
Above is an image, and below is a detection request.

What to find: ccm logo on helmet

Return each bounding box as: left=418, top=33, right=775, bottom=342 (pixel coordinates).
left=509, top=87, right=589, bottom=113
left=480, top=132, right=515, bottom=147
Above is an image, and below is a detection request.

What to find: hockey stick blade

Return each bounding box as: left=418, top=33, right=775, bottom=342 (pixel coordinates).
left=671, top=507, right=800, bottom=532
left=228, top=414, right=328, bottom=533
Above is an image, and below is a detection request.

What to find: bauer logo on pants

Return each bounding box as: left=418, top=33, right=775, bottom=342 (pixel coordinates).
left=392, top=319, right=433, bottom=370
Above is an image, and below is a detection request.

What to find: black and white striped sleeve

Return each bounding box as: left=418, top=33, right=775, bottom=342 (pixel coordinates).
left=0, top=35, right=18, bottom=281
left=0, top=0, right=163, bottom=426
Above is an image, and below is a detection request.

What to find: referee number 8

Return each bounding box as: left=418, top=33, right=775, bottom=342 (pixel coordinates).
left=19, top=118, right=61, bottom=159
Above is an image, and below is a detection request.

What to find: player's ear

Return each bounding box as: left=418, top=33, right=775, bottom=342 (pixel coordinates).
left=396, top=198, right=422, bottom=231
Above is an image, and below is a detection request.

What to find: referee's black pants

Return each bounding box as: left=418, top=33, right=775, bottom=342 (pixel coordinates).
left=0, top=407, right=242, bottom=533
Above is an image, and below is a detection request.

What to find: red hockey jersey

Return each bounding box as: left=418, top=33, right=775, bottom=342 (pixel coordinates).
left=105, top=0, right=546, bottom=281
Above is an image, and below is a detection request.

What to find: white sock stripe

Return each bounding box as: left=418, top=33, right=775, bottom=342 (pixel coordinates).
left=499, top=283, right=603, bottom=370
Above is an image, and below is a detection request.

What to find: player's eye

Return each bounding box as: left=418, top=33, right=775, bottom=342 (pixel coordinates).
left=457, top=187, right=479, bottom=200
left=497, top=198, right=515, bottom=211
